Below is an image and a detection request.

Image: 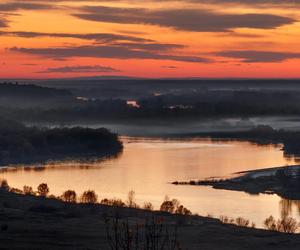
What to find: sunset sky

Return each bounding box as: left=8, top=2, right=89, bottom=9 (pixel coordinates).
left=0, top=0, right=300, bottom=79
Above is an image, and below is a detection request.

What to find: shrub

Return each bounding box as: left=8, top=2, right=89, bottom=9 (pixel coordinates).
left=23, top=185, right=34, bottom=195
left=175, top=205, right=192, bottom=216
left=126, top=190, right=139, bottom=208
left=0, top=179, right=9, bottom=191
left=160, top=200, right=176, bottom=213
left=37, top=183, right=49, bottom=197
left=160, top=198, right=181, bottom=214
left=264, top=216, right=277, bottom=231
left=80, top=190, right=98, bottom=204
left=235, top=217, right=250, bottom=227
left=277, top=217, right=299, bottom=233
left=9, top=187, right=23, bottom=194
left=61, top=190, right=77, bottom=203
left=219, top=216, right=235, bottom=224
left=264, top=215, right=299, bottom=233
left=143, top=202, right=154, bottom=211
left=101, top=198, right=126, bottom=207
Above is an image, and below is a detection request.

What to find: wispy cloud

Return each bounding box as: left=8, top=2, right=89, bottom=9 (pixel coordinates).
left=10, top=45, right=211, bottom=63
left=72, top=5, right=295, bottom=32
left=0, top=31, right=152, bottom=43
left=0, top=17, right=8, bottom=28
left=216, top=50, right=300, bottom=62
left=38, top=65, right=120, bottom=73
left=0, top=2, right=53, bottom=11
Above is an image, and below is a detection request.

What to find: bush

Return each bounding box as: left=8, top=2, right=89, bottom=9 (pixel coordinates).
left=160, top=197, right=190, bottom=216
left=126, top=190, right=139, bottom=208
left=160, top=200, right=176, bottom=213
left=219, top=216, right=235, bottom=224
left=175, top=205, right=192, bottom=216
left=264, top=215, right=299, bottom=233
left=264, top=216, right=277, bottom=231
left=23, top=185, right=34, bottom=195
left=101, top=198, right=126, bottom=207
left=37, top=183, right=49, bottom=197
left=143, top=202, right=154, bottom=211
left=61, top=190, right=77, bottom=203
left=0, top=179, right=9, bottom=191
left=80, top=190, right=98, bottom=204
left=235, top=217, right=250, bottom=227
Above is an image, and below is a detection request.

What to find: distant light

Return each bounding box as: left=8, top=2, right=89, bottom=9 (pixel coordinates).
left=127, top=100, right=140, bottom=108
left=76, top=96, right=89, bottom=101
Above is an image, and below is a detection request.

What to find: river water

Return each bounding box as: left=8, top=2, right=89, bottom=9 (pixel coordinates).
left=1, top=137, right=300, bottom=227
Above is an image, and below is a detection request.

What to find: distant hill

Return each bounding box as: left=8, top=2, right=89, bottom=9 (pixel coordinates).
left=0, top=82, right=72, bottom=99
left=0, top=82, right=74, bottom=108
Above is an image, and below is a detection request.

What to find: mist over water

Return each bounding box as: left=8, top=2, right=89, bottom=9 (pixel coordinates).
left=32, top=116, right=300, bottom=137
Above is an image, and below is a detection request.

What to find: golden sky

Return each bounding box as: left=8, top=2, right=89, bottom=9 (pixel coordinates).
left=0, top=0, right=300, bottom=78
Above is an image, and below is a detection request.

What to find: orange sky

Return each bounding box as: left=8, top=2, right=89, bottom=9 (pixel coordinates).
left=0, top=0, right=300, bottom=79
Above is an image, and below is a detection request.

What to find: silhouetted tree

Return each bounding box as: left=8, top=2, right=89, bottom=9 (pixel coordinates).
left=23, top=185, right=34, bottom=195
left=61, top=190, right=77, bottom=203
left=143, top=202, right=154, bottom=211
left=126, top=190, right=138, bottom=208
left=80, top=190, right=98, bottom=204
left=101, top=198, right=126, bottom=207
left=37, top=183, right=49, bottom=197
left=0, top=179, right=9, bottom=191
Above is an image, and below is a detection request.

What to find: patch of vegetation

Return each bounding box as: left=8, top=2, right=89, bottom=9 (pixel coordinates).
left=264, top=216, right=300, bottom=234
left=0, top=118, right=123, bottom=165
left=184, top=125, right=300, bottom=158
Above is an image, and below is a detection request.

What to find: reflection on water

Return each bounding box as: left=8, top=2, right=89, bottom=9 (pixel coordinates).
left=0, top=137, right=299, bottom=227
left=280, top=199, right=300, bottom=219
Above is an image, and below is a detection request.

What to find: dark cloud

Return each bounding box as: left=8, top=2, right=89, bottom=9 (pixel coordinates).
left=0, top=2, right=52, bottom=11
left=9, top=45, right=210, bottom=63
left=9, top=0, right=300, bottom=5
left=73, top=5, right=295, bottom=32
left=161, top=65, right=178, bottom=69
left=0, top=31, right=152, bottom=43
left=216, top=50, right=300, bottom=62
left=188, top=0, right=300, bottom=6
left=110, top=42, right=184, bottom=51
left=0, top=17, right=8, bottom=28
left=38, top=65, right=120, bottom=73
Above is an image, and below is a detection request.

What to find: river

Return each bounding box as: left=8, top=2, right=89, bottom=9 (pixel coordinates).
left=1, top=137, right=300, bottom=227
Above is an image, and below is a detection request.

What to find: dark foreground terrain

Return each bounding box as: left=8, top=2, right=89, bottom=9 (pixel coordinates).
left=0, top=190, right=300, bottom=250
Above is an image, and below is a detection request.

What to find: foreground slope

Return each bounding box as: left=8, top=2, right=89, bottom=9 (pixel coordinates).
left=0, top=190, right=299, bottom=250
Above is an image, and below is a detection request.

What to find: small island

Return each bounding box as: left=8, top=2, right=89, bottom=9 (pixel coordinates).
left=0, top=118, right=123, bottom=166
left=173, top=166, right=300, bottom=200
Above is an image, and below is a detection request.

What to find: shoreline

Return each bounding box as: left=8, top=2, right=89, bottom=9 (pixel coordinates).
left=172, top=165, right=300, bottom=200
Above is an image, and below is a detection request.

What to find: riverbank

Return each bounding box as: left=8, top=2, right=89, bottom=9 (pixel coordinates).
left=0, top=189, right=300, bottom=250
left=0, top=119, right=123, bottom=166
left=173, top=165, right=300, bottom=200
